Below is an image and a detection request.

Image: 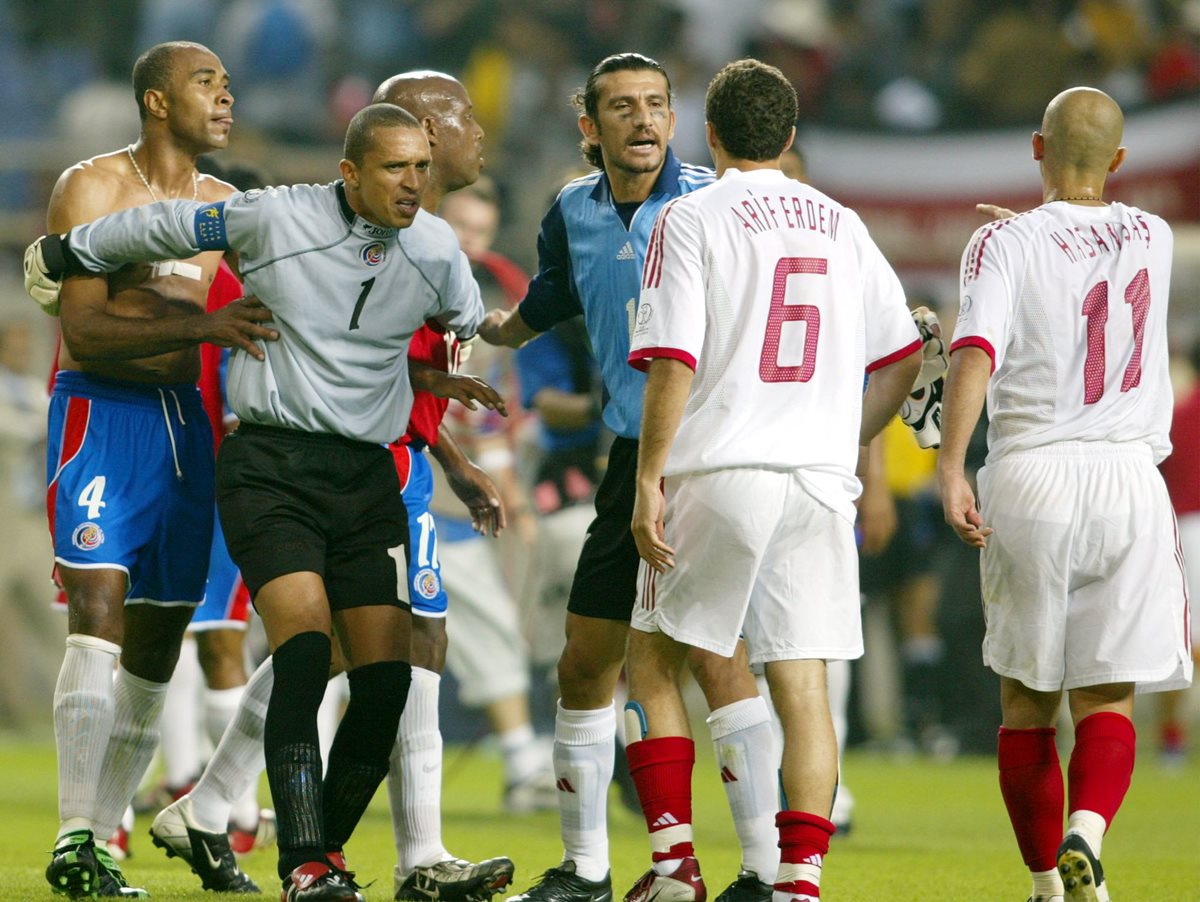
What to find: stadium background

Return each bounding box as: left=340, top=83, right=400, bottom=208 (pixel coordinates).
left=0, top=1, right=1197, bottom=899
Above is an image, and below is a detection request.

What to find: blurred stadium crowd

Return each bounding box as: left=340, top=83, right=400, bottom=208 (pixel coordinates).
left=0, top=0, right=1198, bottom=774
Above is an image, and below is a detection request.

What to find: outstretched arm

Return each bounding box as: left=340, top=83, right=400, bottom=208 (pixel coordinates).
left=429, top=425, right=506, bottom=537
left=937, top=346, right=993, bottom=548
left=477, top=307, right=541, bottom=348
left=632, top=358, right=694, bottom=573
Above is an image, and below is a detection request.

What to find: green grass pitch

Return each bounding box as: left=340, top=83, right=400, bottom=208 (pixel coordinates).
left=2, top=736, right=1196, bottom=900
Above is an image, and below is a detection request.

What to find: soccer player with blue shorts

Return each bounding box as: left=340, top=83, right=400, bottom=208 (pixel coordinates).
left=28, top=41, right=276, bottom=900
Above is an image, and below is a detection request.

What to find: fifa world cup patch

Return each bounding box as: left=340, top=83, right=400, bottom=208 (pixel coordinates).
left=72, top=522, right=105, bottom=551
left=361, top=241, right=386, bottom=266
left=412, top=567, right=441, bottom=600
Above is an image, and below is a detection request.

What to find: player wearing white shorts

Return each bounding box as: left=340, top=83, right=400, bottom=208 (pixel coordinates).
left=939, top=87, right=1192, bottom=902
left=627, top=60, right=921, bottom=902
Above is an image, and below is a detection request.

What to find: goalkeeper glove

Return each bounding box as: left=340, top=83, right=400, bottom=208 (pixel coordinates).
left=23, top=236, right=64, bottom=316
left=901, top=306, right=948, bottom=449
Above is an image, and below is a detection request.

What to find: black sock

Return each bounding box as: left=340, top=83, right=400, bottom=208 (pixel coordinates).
left=265, top=631, right=332, bottom=880
left=322, top=659, right=412, bottom=851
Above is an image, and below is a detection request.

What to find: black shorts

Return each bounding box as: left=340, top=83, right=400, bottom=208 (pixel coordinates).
left=567, top=436, right=640, bottom=621
left=216, top=423, right=410, bottom=611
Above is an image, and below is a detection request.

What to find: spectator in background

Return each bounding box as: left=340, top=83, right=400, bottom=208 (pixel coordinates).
left=1156, top=337, right=1200, bottom=763
left=0, top=318, right=54, bottom=727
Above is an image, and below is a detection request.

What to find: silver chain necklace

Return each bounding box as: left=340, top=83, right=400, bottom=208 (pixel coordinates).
left=126, top=145, right=198, bottom=202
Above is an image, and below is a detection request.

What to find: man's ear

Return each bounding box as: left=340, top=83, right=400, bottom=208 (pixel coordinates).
left=423, top=115, right=439, bottom=148
left=1109, top=146, right=1127, bottom=174
left=143, top=88, right=169, bottom=122
left=1031, top=131, right=1044, bottom=161
left=338, top=158, right=358, bottom=189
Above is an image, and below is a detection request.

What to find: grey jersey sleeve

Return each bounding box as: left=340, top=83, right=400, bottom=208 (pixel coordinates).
left=430, top=248, right=486, bottom=337
left=66, top=195, right=263, bottom=271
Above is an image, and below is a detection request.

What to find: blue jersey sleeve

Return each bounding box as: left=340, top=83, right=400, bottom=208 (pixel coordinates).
left=517, top=198, right=583, bottom=333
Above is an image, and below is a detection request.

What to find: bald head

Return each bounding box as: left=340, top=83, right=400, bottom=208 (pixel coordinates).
left=371, top=70, right=484, bottom=208
left=1039, top=87, right=1124, bottom=179
left=373, top=70, right=463, bottom=118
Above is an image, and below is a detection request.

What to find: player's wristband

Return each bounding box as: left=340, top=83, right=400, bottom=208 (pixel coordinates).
left=40, top=234, right=88, bottom=279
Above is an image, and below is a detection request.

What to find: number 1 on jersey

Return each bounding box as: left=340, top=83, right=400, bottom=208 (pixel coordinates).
left=1080, top=268, right=1149, bottom=405
left=760, top=257, right=826, bottom=383
left=349, top=277, right=376, bottom=331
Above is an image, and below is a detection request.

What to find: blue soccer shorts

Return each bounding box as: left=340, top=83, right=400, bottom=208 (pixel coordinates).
left=47, top=371, right=214, bottom=606
left=399, top=445, right=447, bottom=617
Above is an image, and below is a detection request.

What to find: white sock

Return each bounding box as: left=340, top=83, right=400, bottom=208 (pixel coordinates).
left=389, top=667, right=449, bottom=876
left=54, top=634, right=121, bottom=835
left=93, top=666, right=169, bottom=839
left=188, top=656, right=273, bottom=834
left=708, top=697, right=779, bottom=880
left=204, top=685, right=244, bottom=748
left=1066, top=809, right=1107, bottom=859
left=554, top=702, right=615, bottom=882
left=1032, top=867, right=1065, bottom=898
left=318, top=672, right=348, bottom=768
left=161, top=636, right=202, bottom=788
left=498, top=723, right=543, bottom=786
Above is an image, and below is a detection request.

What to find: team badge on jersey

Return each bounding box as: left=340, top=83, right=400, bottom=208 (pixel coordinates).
left=72, top=522, right=105, bottom=551
left=361, top=242, right=387, bottom=266
left=413, top=567, right=441, bottom=600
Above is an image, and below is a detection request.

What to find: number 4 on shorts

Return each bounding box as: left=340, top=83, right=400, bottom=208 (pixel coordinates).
left=78, top=475, right=107, bottom=519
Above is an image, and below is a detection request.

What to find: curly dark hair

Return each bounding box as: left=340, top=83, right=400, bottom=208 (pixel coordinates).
left=570, top=52, right=672, bottom=169
left=705, top=59, right=797, bottom=162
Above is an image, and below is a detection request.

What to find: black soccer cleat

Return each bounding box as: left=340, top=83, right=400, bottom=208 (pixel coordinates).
left=46, top=829, right=100, bottom=899
left=713, top=871, right=772, bottom=902
left=149, top=797, right=260, bottom=893
left=510, top=862, right=613, bottom=902
left=396, top=856, right=516, bottom=902
left=93, top=845, right=149, bottom=898
left=1057, top=833, right=1110, bottom=902
left=282, top=861, right=363, bottom=902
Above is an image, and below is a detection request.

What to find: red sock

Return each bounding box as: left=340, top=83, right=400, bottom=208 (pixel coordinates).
left=997, top=727, right=1063, bottom=872
left=775, top=810, right=834, bottom=899
left=1068, top=712, right=1135, bottom=827
left=627, top=736, right=695, bottom=861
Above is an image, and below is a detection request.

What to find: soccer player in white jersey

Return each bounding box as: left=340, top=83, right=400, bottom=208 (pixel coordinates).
left=939, top=87, right=1192, bottom=902
left=627, top=60, right=922, bottom=902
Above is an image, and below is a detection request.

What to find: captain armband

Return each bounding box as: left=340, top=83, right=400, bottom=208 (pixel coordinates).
left=193, top=202, right=229, bottom=251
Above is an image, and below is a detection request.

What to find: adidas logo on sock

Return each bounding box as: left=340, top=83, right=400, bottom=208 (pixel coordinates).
left=720, top=766, right=738, bottom=783
left=651, top=812, right=679, bottom=828
left=616, top=241, right=636, bottom=261
left=556, top=777, right=576, bottom=793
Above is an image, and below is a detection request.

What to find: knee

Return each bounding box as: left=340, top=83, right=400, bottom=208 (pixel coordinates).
left=196, top=631, right=247, bottom=688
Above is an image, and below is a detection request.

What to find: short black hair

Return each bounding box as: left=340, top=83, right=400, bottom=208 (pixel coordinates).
left=132, top=41, right=206, bottom=123
left=571, top=52, right=671, bottom=169
left=343, top=103, right=422, bottom=165
left=705, top=59, right=797, bottom=162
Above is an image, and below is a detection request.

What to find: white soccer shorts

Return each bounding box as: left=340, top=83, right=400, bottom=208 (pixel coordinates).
left=1178, top=512, right=1200, bottom=647
left=978, top=441, right=1193, bottom=694
left=631, top=467, right=863, bottom=665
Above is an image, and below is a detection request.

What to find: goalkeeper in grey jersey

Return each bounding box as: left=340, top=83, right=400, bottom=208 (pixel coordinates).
left=28, top=102, right=485, bottom=902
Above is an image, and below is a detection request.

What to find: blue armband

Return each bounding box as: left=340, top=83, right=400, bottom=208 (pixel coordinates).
left=193, top=202, right=228, bottom=251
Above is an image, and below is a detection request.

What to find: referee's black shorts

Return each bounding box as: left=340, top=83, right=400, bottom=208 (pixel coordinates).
left=567, top=436, right=640, bottom=622
left=216, top=423, right=410, bottom=611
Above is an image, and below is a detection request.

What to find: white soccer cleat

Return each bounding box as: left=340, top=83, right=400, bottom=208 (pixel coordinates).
left=149, top=796, right=259, bottom=893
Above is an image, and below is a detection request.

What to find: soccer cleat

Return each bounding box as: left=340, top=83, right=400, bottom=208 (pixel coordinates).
left=395, top=856, right=516, bottom=902
left=149, top=796, right=260, bottom=893
left=1057, top=834, right=1110, bottom=902
left=510, top=862, right=613, bottom=902
left=230, top=809, right=278, bottom=856
left=94, top=845, right=149, bottom=898
left=281, top=861, right=363, bottom=902
left=713, top=871, right=771, bottom=902
left=46, top=829, right=100, bottom=898
left=623, top=858, right=706, bottom=902
left=504, top=768, right=558, bottom=814
left=1026, top=896, right=1065, bottom=902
